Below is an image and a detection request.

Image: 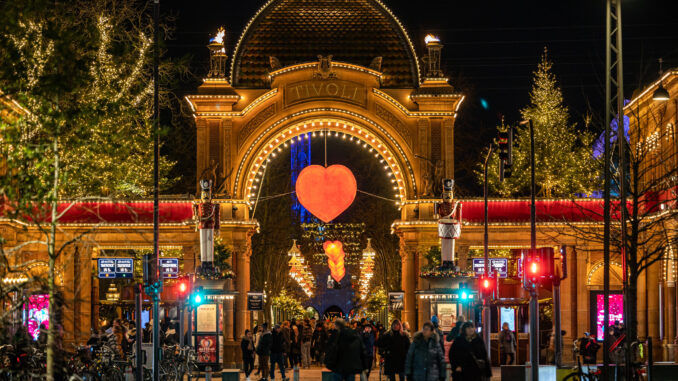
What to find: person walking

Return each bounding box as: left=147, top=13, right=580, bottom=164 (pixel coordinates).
left=256, top=323, right=272, bottom=381
left=242, top=329, right=256, bottom=381
left=404, top=322, right=445, bottom=381
left=449, top=322, right=492, bottom=381
left=324, top=319, right=366, bottom=381
left=376, top=319, right=410, bottom=381
left=499, top=322, right=516, bottom=365
left=270, top=325, right=289, bottom=381
left=312, top=323, right=328, bottom=365
left=360, top=323, right=376, bottom=381
left=445, top=315, right=465, bottom=342
left=301, top=319, right=313, bottom=368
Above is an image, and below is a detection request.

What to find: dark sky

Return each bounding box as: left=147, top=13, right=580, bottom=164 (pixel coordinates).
left=162, top=0, right=678, bottom=194
left=164, top=0, right=677, bottom=121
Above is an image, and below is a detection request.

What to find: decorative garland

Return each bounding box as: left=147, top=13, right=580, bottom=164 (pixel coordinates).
left=420, top=266, right=475, bottom=279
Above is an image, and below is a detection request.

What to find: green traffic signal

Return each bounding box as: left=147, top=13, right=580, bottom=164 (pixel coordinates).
left=190, top=286, right=205, bottom=307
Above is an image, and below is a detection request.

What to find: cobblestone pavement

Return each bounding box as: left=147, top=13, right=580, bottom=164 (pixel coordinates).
left=228, top=366, right=502, bottom=380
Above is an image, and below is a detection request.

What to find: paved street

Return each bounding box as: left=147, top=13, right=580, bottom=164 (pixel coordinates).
left=211, top=366, right=502, bottom=380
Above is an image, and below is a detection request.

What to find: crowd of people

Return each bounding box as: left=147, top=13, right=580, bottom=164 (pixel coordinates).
left=241, top=316, right=492, bottom=381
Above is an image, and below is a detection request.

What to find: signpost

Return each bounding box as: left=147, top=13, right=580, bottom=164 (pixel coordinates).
left=160, top=258, right=179, bottom=279
left=472, top=258, right=508, bottom=278
left=97, top=258, right=134, bottom=278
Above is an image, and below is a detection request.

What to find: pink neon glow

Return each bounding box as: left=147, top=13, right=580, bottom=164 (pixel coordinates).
left=596, top=293, right=624, bottom=340
left=25, top=294, right=49, bottom=340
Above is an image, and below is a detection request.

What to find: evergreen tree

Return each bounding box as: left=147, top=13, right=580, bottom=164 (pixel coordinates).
left=478, top=50, right=600, bottom=197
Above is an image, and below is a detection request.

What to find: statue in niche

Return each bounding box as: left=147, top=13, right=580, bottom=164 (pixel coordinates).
left=418, top=156, right=445, bottom=197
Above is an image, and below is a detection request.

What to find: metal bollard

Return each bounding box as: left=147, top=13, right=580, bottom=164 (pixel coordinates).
left=205, top=365, right=212, bottom=381
left=293, top=365, right=300, bottom=381
left=124, top=365, right=134, bottom=381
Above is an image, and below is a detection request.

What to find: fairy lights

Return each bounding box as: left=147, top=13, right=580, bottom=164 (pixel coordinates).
left=358, top=238, right=376, bottom=300
left=288, top=240, right=315, bottom=297
left=238, top=115, right=415, bottom=205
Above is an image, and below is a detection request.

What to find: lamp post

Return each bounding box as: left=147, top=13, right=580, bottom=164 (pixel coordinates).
left=482, top=145, right=493, bottom=351
left=519, top=119, right=539, bottom=381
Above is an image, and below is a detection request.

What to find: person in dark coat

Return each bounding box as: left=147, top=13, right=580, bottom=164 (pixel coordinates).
left=256, top=323, right=272, bottom=381
left=312, top=323, right=328, bottom=364
left=445, top=315, right=465, bottom=342
left=241, top=329, right=256, bottom=380
left=376, top=319, right=410, bottom=381
left=360, top=323, right=376, bottom=379
left=449, top=321, right=492, bottom=381
left=324, top=319, right=366, bottom=381
left=270, top=325, right=288, bottom=380
left=405, top=322, right=445, bottom=381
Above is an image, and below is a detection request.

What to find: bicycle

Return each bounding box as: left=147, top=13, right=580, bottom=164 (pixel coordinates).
left=563, top=355, right=601, bottom=381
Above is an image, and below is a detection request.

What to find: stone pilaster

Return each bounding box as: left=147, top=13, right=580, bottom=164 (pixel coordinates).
left=400, top=238, right=417, bottom=329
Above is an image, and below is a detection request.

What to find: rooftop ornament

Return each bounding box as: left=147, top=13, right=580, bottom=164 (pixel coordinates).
left=424, top=34, right=443, bottom=78
left=208, top=27, right=228, bottom=78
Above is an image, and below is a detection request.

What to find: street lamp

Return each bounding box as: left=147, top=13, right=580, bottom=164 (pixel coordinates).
left=653, top=58, right=670, bottom=101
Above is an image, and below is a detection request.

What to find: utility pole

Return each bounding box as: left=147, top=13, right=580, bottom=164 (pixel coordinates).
left=483, top=145, right=493, bottom=351
left=520, top=119, right=539, bottom=381
left=605, top=1, right=626, bottom=379
left=142, top=1, right=163, bottom=380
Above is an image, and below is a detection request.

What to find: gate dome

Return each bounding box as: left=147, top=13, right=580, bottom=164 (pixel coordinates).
left=230, top=0, right=420, bottom=88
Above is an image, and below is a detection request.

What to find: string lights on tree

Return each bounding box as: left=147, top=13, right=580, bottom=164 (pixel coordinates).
left=287, top=240, right=314, bottom=297
left=358, top=238, right=376, bottom=299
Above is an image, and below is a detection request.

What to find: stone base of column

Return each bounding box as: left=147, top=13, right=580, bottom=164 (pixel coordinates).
left=223, top=340, right=241, bottom=369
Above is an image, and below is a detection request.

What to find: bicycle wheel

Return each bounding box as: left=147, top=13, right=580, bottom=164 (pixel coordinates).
left=562, top=372, right=587, bottom=381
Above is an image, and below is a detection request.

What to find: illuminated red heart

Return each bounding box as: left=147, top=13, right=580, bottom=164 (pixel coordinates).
left=295, top=165, right=357, bottom=223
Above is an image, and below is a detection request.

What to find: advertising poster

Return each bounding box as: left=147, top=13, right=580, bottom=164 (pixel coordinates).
left=596, top=293, right=624, bottom=340
left=436, top=303, right=457, bottom=332
left=196, top=304, right=217, bottom=332
left=196, top=335, right=217, bottom=363
left=24, top=294, right=49, bottom=340
left=500, top=307, right=515, bottom=331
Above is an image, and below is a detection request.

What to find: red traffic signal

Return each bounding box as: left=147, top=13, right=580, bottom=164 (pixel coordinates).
left=521, top=248, right=555, bottom=289
left=478, top=276, right=496, bottom=299
left=177, top=276, right=191, bottom=299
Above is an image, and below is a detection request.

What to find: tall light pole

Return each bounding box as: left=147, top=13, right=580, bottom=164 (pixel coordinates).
left=519, top=119, right=539, bottom=381
left=482, top=146, right=493, bottom=351
left=142, top=1, right=163, bottom=380
left=605, top=1, right=626, bottom=379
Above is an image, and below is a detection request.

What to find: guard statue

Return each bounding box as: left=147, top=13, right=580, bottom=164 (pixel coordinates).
left=194, top=179, right=220, bottom=271
left=436, top=179, right=462, bottom=268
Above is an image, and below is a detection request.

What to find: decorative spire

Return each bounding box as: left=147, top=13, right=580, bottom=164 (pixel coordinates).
left=424, top=34, right=443, bottom=78
left=208, top=27, right=227, bottom=78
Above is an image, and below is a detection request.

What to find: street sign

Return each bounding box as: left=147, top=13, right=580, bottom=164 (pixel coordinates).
left=472, top=258, right=508, bottom=278
left=98, top=258, right=134, bottom=278
left=160, top=258, right=179, bottom=279
left=388, top=292, right=404, bottom=311
left=247, top=292, right=264, bottom=311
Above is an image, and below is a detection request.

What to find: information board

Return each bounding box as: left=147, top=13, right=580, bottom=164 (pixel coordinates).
left=160, top=258, right=179, bottom=279
left=388, top=292, right=404, bottom=311
left=247, top=293, right=264, bottom=311
left=472, top=258, right=508, bottom=278
left=97, top=258, right=134, bottom=278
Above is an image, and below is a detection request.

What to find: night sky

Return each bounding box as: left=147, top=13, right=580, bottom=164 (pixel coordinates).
left=163, top=0, right=678, bottom=195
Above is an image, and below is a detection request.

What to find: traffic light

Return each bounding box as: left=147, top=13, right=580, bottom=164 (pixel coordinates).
left=498, top=127, right=513, bottom=180
left=478, top=275, right=496, bottom=299
left=177, top=276, right=190, bottom=300
left=458, top=282, right=469, bottom=300
left=522, top=248, right=555, bottom=289
left=190, top=286, right=205, bottom=307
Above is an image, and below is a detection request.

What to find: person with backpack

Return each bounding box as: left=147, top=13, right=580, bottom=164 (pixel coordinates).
left=324, top=319, right=366, bottom=381
left=404, top=322, right=445, bottom=381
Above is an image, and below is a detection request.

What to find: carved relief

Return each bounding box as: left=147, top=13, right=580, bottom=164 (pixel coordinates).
left=375, top=104, right=412, bottom=149
left=313, top=55, right=337, bottom=80
left=284, top=80, right=366, bottom=107
left=237, top=104, right=276, bottom=148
